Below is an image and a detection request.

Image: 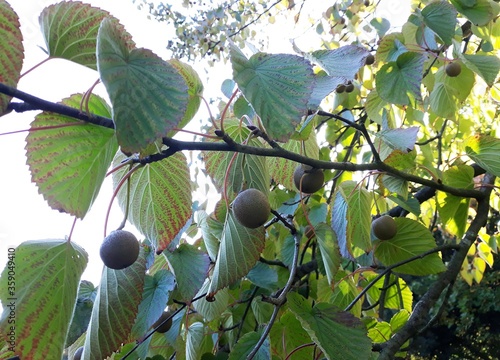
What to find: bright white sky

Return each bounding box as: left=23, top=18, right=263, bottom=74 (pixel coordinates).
left=0, top=0, right=410, bottom=289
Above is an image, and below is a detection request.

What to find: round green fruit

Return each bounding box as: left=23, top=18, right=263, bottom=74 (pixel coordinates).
left=293, top=165, right=325, bottom=194
left=232, top=188, right=271, bottom=229
left=445, top=62, right=461, bottom=77
left=153, top=311, right=173, bottom=333
left=345, top=81, right=355, bottom=93
left=74, top=347, right=83, bottom=360
left=100, top=230, right=140, bottom=270
left=372, top=215, right=397, bottom=240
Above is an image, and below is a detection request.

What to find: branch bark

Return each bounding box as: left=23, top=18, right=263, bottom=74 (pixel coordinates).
left=378, top=173, right=495, bottom=359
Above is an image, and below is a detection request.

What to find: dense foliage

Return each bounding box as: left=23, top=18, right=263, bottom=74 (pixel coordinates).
left=1, top=0, right=500, bottom=359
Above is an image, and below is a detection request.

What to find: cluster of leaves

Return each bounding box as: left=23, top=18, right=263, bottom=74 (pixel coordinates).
left=0, top=1, right=500, bottom=360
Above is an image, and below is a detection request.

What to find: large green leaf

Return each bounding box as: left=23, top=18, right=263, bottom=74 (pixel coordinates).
left=164, top=243, right=210, bottom=302
left=207, top=211, right=266, bottom=296
left=421, top=1, right=457, bottom=45
left=268, top=131, right=319, bottom=190
left=186, top=322, right=211, bottom=360
left=228, top=330, right=271, bottom=360
left=112, top=152, right=192, bottom=253
left=315, top=223, right=341, bottom=286
left=83, top=248, right=147, bottom=360
left=203, top=119, right=269, bottom=196
left=167, top=59, right=204, bottom=136
left=460, top=53, right=500, bottom=87
left=131, top=269, right=175, bottom=338
left=269, top=311, right=314, bottom=360
left=0, top=240, right=87, bottom=360
left=331, top=181, right=372, bottom=259
left=97, top=18, right=188, bottom=154
left=287, top=292, right=372, bottom=360
left=364, top=273, right=413, bottom=313
left=0, top=0, right=23, bottom=116
left=230, top=44, right=315, bottom=141
left=310, top=45, right=370, bottom=78
left=39, top=1, right=133, bottom=70
left=465, top=134, right=500, bottom=176
left=376, top=52, right=425, bottom=105
left=451, top=0, right=498, bottom=26
left=374, top=218, right=446, bottom=275
left=25, top=93, right=117, bottom=219
left=193, top=279, right=229, bottom=322
left=376, top=33, right=407, bottom=63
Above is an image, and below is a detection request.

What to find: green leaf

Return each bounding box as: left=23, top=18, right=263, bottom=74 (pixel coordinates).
left=228, top=330, right=270, bottom=360
left=331, top=181, right=372, bottom=259
left=451, top=0, right=497, bottom=26
left=251, top=297, right=274, bottom=324
left=376, top=52, right=425, bottom=105
left=39, top=2, right=133, bottom=70
left=203, top=119, right=269, bottom=196
left=131, top=269, right=175, bottom=338
left=287, top=293, right=372, bottom=360
left=198, top=211, right=223, bottom=261
left=460, top=53, right=500, bottom=87
left=83, top=248, right=147, bottom=359
left=421, top=1, right=457, bottom=45
left=164, top=244, right=210, bottom=302
left=193, top=279, right=229, bottom=322
left=430, top=62, right=475, bottom=118
left=186, top=322, right=209, bottom=360
left=377, top=127, right=419, bottom=152
left=246, top=262, right=279, bottom=290
left=437, top=165, right=474, bottom=238
left=167, top=59, right=204, bottom=136
left=97, top=18, right=188, bottom=154
left=310, top=45, right=370, bottom=78
left=390, top=309, right=410, bottom=333
left=112, top=152, right=192, bottom=252
left=269, top=311, right=314, bottom=360
left=230, top=44, right=315, bottom=141
left=465, top=134, right=500, bottom=176
left=374, top=218, right=447, bottom=275
left=25, top=93, right=117, bottom=219
left=315, top=224, right=341, bottom=285
left=364, top=273, right=413, bottom=313
left=0, top=0, right=23, bottom=116
left=0, top=240, right=87, bottom=360
left=268, top=131, right=319, bottom=190
left=376, top=33, right=407, bottom=63
left=66, top=280, right=96, bottom=347
left=207, top=211, right=266, bottom=296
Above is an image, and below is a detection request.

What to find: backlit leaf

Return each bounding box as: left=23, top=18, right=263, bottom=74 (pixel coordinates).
left=465, top=134, right=500, bottom=176
left=25, top=93, right=117, bottom=219
left=437, top=165, right=474, bottom=238
left=310, top=45, right=370, bottom=78
left=39, top=1, right=133, bottom=70
left=230, top=44, right=315, bottom=141
left=112, top=152, right=192, bottom=253
left=374, top=218, right=446, bottom=275
left=461, top=53, right=500, bottom=87
left=331, top=181, right=372, bottom=258
left=97, top=18, right=188, bottom=154
left=421, top=1, right=457, bottom=45
left=207, top=211, right=266, bottom=296
left=377, top=127, right=419, bottom=152
left=376, top=52, right=425, bottom=105
left=287, top=293, right=372, bottom=360
left=193, top=279, right=229, bottom=322
left=83, top=248, right=147, bottom=359
left=0, top=240, right=87, bottom=360
left=164, top=244, right=210, bottom=302
left=315, top=223, right=341, bottom=285
left=203, top=119, right=269, bottom=196
left=451, top=0, right=497, bottom=26
left=269, top=311, right=314, bottom=360
left=0, top=0, right=23, bottom=116
left=376, top=33, right=407, bottom=63
left=268, top=131, right=319, bottom=190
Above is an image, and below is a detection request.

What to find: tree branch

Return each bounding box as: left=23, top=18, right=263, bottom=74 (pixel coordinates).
left=378, top=173, right=495, bottom=359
